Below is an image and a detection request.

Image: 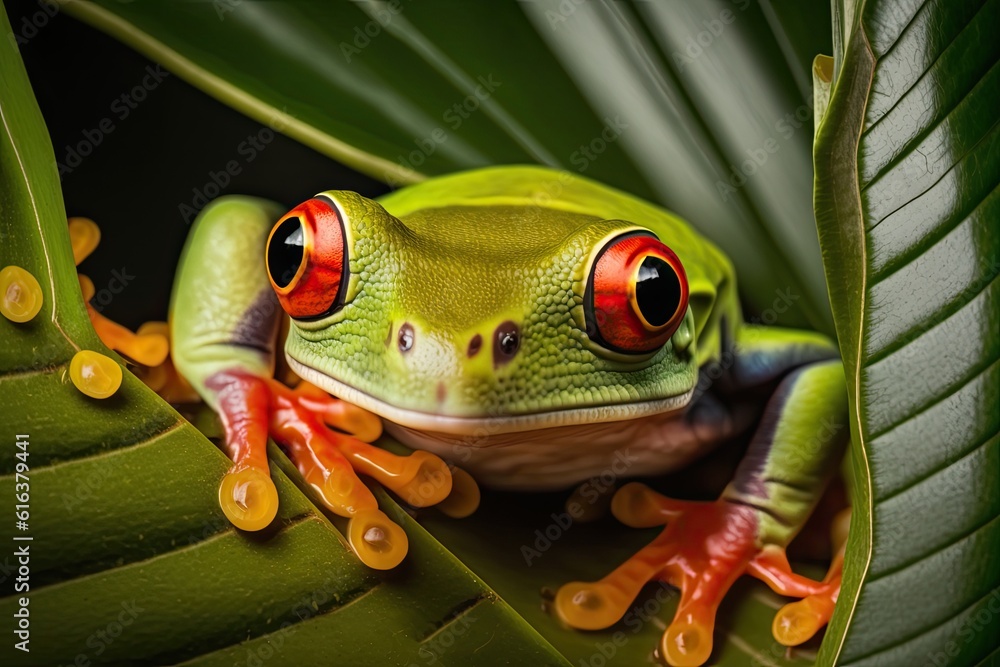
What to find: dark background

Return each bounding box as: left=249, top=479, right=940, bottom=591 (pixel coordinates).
left=6, top=0, right=389, bottom=329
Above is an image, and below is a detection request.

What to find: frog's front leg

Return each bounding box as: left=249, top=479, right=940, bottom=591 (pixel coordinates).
left=555, top=332, right=849, bottom=666
left=171, top=197, right=455, bottom=569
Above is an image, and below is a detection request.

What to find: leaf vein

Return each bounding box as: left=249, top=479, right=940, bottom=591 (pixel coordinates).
left=865, top=273, right=999, bottom=367
left=861, top=55, right=1000, bottom=192
left=862, top=0, right=991, bottom=132
left=864, top=116, right=1000, bottom=230
left=0, top=360, right=69, bottom=382
left=867, top=502, right=1000, bottom=584
left=868, top=356, right=1000, bottom=441
left=420, top=593, right=490, bottom=644
left=869, top=181, right=1000, bottom=286
left=874, top=429, right=999, bottom=503
left=842, top=571, right=1000, bottom=664
left=0, top=418, right=188, bottom=479
left=864, top=0, right=934, bottom=64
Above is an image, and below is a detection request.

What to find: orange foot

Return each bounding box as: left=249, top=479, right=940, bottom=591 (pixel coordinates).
left=555, top=483, right=842, bottom=667
left=207, top=369, right=479, bottom=569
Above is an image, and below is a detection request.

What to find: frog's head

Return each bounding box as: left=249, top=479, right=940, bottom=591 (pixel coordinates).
left=267, top=191, right=698, bottom=436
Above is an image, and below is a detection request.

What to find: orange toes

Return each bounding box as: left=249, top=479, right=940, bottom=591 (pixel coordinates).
left=319, top=467, right=379, bottom=516
left=71, top=215, right=169, bottom=368
left=662, top=611, right=715, bottom=667
left=218, top=465, right=279, bottom=532
left=390, top=450, right=453, bottom=507
left=86, top=305, right=169, bottom=367
left=658, top=565, right=733, bottom=667
left=557, top=497, right=786, bottom=667
left=612, top=482, right=692, bottom=528
left=78, top=274, right=96, bottom=301
left=773, top=537, right=844, bottom=647
left=347, top=509, right=408, bottom=569
left=294, top=381, right=383, bottom=442
left=554, top=580, right=638, bottom=630
left=338, top=440, right=453, bottom=508
left=773, top=593, right=835, bottom=647
left=435, top=467, right=480, bottom=518
left=68, top=217, right=100, bottom=265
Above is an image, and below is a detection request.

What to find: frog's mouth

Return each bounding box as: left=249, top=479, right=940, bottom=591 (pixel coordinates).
left=288, top=359, right=694, bottom=437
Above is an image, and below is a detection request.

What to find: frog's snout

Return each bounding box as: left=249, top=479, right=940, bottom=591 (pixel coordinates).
left=387, top=318, right=524, bottom=405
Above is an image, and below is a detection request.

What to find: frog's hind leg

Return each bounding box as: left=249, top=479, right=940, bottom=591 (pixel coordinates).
left=556, top=341, right=849, bottom=667
left=556, top=485, right=824, bottom=666
left=769, top=508, right=849, bottom=647
left=556, top=487, right=753, bottom=667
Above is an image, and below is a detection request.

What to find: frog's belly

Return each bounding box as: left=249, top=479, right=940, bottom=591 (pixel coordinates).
left=384, top=394, right=753, bottom=491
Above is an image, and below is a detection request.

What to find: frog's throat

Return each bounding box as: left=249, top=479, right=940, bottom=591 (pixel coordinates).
left=288, top=359, right=694, bottom=437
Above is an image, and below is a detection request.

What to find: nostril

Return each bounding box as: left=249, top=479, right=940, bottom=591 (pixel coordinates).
left=493, top=321, right=520, bottom=368
left=468, top=334, right=483, bottom=358
left=398, top=323, right=414, bottom=353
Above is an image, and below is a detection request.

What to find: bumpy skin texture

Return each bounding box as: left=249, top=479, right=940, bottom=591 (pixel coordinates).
left=169, top=166, right=849, bottom=666
left=286, top=188, right=720, bottom=417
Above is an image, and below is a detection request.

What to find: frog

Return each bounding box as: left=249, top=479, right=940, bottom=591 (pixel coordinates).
left=167, top=165, right=848, bottom=667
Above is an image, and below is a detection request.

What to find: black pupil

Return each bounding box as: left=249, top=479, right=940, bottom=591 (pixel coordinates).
left=635, top=256, right=681, bottom=327
left=268, top=217, right=305, bottom=288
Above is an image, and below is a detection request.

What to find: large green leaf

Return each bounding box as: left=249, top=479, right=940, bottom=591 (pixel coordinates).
left=814, top=0, right=1000, bottom=664
left=0, top=7, right=567, bottom=664
left=58, top=0, right=835, bottom=335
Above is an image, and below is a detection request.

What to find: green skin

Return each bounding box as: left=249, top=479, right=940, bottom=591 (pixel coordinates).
left=170, top=165, right=847, bottom=549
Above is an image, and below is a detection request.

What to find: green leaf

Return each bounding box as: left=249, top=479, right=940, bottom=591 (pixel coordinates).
left=814, top=0, right=1000, bottom=664
left=0, top=7, right=567, bottom=664
left=58, top=0, right=835, bottom=334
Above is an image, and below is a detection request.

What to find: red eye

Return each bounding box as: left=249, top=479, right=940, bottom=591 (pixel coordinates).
left=585, top=232, right=689, bottom=354
left=266, top=196, right=347, bottom=320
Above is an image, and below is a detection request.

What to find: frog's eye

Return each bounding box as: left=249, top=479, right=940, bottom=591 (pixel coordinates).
left=585, top=232, right=689, bottom=354
left=266, top=196, right=348, bottom=320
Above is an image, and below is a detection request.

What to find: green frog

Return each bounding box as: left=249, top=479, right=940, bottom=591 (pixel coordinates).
left=168, top=165, right=847, bottom=666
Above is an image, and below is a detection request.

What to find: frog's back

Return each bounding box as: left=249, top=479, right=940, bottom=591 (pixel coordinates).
left=378, top=166, right=740, bottom=366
